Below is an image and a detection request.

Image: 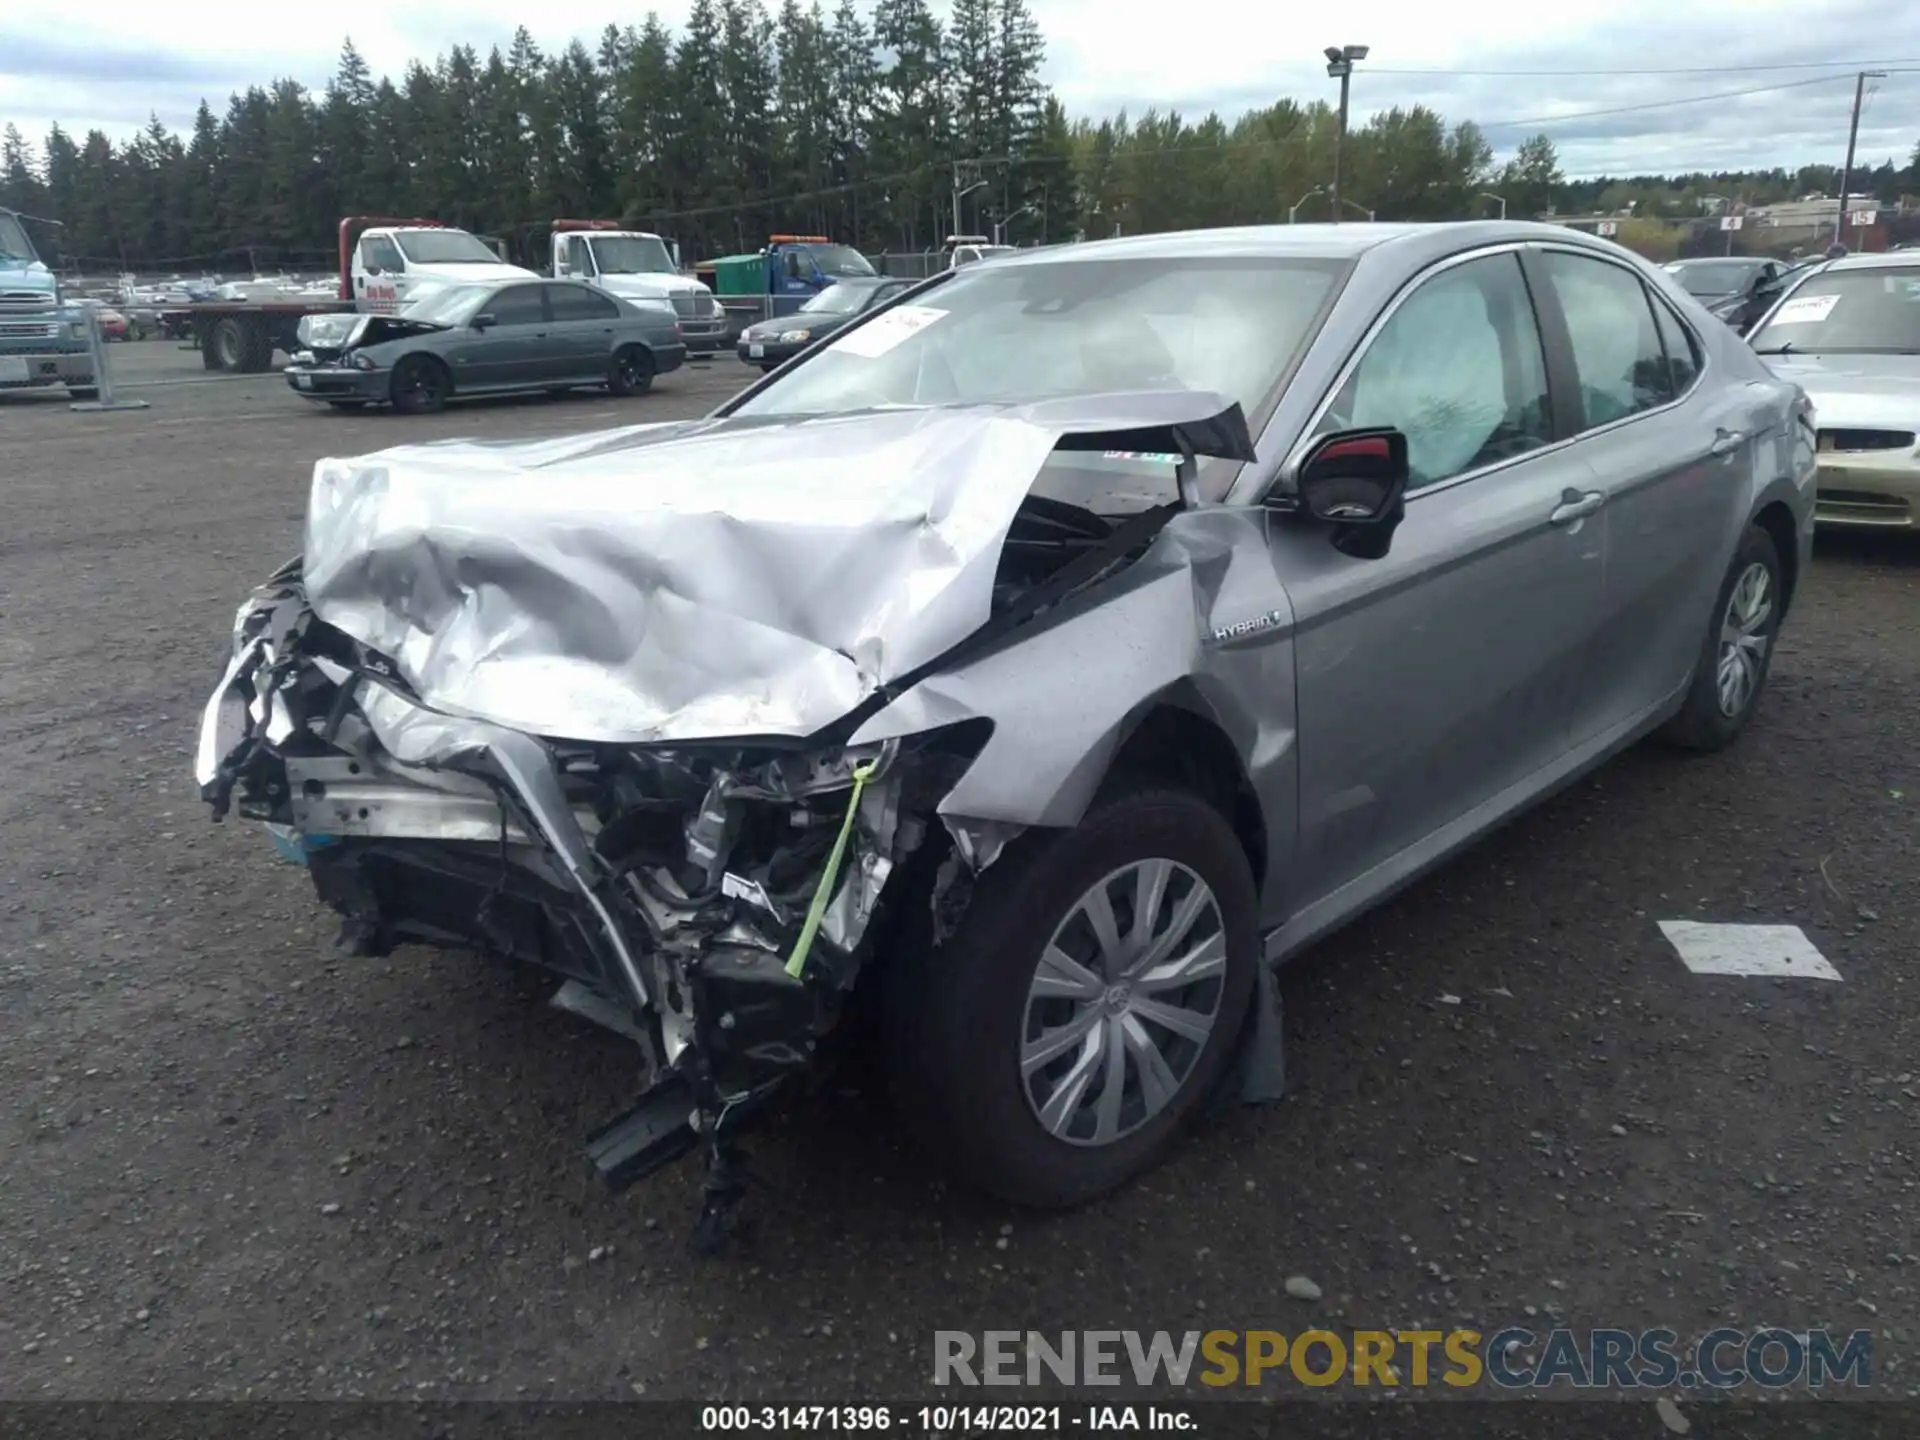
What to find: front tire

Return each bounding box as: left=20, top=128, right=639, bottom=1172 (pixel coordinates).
left=389, top=355, right=449, bottom=415
left=67, top=386, right=99, bottom=401
left=607, top=345, right=655, bottom=396
left=1658, top=522, right=1784, bottom=751
left=883, top=787, right=1258, bottom=1208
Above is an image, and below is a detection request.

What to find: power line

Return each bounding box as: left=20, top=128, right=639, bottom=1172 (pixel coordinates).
left=1477, top=73, right=1875, bottom=130
left=1366, top=57, right=1920, bottom=77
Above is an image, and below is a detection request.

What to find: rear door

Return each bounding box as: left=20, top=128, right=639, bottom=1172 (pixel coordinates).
left=546, top=282, right=624, bottom=380
left=1276, top=248, right=1609, bottom=908
left=1528, top=246, right=1757, bottom=743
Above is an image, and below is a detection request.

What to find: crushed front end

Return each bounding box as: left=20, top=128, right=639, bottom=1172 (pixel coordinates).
left=196, top=563, right=982, bottom=1242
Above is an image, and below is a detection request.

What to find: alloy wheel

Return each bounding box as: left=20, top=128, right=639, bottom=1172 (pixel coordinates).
left=1020, top=859, right=1227, bottom=1147
left=1716, top=560, right=1773, bottom=718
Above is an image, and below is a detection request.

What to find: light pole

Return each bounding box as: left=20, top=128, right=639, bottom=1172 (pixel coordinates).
left=1478, top=191, right=1507, bottom=220
left=1324, top=43, right=1369, bottom=225
left=1835, top=70, right=1886, bottom=250
left=994, top=204, right=1035, bottom=245
left=1334, top=196, right=1374, bottom=222
left=952, top=170, right=987, bottom=239
left=1289, top=186, right=1324, bottom=224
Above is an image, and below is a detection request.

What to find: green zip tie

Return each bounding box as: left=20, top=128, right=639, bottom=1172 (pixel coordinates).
left=784, top=759, right=878, bottom=980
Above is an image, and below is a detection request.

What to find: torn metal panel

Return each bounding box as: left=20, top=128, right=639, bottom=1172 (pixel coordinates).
left=301, top=392, right=1242, bottom=746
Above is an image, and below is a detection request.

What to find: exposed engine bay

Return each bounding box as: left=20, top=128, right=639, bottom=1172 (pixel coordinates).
left=194, top=393, right=1262, bottom=1245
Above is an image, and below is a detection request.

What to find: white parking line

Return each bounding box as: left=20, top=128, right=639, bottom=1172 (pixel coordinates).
left=1658, top=920, right=1842, bottom=980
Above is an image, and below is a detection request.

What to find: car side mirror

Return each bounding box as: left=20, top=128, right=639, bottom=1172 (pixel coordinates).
left=365, top=265, right=382, bottom=277
left=1280, top=427, right=1411, bottom=560
left=471, top=313, right=496, bottom=331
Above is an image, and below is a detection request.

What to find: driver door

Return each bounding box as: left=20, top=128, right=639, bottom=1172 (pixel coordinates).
left=1276, top=249, right=1610, bottom=909
left=447, top=283, right=557, bottom=388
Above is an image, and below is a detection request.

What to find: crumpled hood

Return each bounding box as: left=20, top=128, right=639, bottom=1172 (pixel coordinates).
left=1765, top=353, right=1920, bottom=428
left=301, top=392, right=1248, bottom=746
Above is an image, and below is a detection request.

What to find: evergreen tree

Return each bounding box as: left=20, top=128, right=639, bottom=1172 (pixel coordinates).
left=10, top=7, right=1864, bottom=269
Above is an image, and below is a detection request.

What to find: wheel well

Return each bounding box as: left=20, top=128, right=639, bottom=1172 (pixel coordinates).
left=1103, top=704, right=1267, bottom=892
left=1753, top=501, right=1799, bottom=614
left=395, top=351, right=451, bottom=383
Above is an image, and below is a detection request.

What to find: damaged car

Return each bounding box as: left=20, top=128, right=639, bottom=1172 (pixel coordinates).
left=198, top=222, right=1814, bottom=1238
left=284, top=278, right=685, bottom=414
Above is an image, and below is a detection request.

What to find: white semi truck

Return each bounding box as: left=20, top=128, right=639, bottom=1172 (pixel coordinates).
left=548, top=220, right=728, bottom=357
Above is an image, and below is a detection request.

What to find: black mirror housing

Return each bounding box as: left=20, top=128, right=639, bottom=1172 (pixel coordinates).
left=1284, top=427, right=1412, bottom=560
left=472, top=313, right=497, bottom=330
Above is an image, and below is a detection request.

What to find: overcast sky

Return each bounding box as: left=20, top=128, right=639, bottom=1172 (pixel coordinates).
left=3, top=0, right=1917, bottom=180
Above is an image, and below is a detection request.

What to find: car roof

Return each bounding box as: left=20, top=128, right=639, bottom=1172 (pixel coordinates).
left=1818, top=251, right=1920, bottom=272
left=985, top=221, right=1634, bottom=269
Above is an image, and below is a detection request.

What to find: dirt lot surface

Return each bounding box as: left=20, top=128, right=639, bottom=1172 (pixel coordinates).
left=3, top=341, right=1918, bottom=1415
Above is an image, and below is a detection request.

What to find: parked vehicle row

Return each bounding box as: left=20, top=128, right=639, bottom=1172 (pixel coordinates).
left=197, top=221, right=1814, bottom=1239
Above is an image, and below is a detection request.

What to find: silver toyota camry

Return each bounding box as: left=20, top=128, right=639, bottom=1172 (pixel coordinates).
left=196, top=222, right=1814, bottom=1236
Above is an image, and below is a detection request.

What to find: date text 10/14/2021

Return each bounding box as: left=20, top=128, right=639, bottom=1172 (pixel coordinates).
left=701, top=1406, right=1194, bottom=1433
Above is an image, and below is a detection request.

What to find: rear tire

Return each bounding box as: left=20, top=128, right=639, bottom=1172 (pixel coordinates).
left=1657, top=522, right=1784, bottom=752
left=882, top=787, right=1258, bottom=1209
left=212, top=317, right=246, bottom=372
left=607, top=345, right=655, bottom=397
left=389, top=354, right=449, bottom=415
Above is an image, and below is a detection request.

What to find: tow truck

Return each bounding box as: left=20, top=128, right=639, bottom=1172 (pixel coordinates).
left=694, top=234, right=878, bottom=326
left=548, top=220, right=728, bottom=357
left=0, top=206, right=96, bottom=399
left=160, top=217, right=539, bottom=373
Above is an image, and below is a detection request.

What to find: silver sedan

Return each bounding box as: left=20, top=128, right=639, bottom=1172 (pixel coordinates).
left=1748, top=250, right=1920, bottom=529
left=198, top=221, right=1814, bottom=1228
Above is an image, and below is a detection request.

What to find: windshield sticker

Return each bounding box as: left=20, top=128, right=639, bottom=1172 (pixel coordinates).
left=830, top=304, right=947, bottom=358
left=1769, top=293, right=1840, bottom=325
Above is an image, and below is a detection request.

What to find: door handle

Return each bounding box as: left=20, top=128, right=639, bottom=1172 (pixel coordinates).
left=1549, top=489, right=1605, bottom=526
left=1710, top=427, right=1748, bottom=457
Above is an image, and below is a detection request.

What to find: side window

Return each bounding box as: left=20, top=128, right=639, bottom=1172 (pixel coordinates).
left=1540, top=251, right=1673, bottom=427
left=1316, top=253, right=1552, bottom=492
left=569, top=237, right=596, bottom=276
left=548, top=284, right=619, bottom=321
left=362, top=236, right=404, bottom=272
left=869, top=283, right=906, bottom=308
left=1649, top=298, right=1701, bottom=397
left=488, top=284, right=548, bottom=326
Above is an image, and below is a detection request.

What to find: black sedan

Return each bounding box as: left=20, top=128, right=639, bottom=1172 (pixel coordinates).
left=736, top=277, right=913, bottom=371
left=283, top=279, right=686, bottom=414
left=1665, top=256, right=1789, bottom=334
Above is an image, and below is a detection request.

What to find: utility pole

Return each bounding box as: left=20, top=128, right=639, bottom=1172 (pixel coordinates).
left=952, top=165, right=986, bottom=241
left=1834, top=70, right=1886, bottom=249
left=1324, top=44, right=1369, bottom=225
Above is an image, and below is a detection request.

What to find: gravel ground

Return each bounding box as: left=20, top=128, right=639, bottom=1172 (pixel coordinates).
left=2, top=342, right=1917, bottom=1412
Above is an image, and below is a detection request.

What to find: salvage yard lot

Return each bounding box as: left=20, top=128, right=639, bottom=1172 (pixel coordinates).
left=3, top=343, right=1918, bottom=1402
